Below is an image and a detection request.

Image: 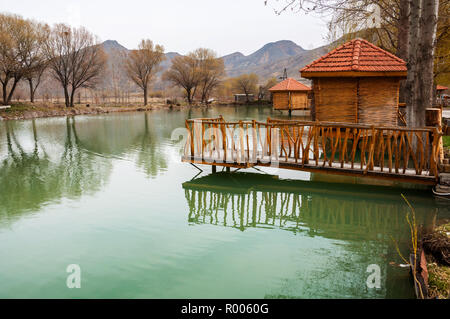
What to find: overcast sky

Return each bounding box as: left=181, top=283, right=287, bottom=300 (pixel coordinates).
left=0, top=0, right=329, bottom=56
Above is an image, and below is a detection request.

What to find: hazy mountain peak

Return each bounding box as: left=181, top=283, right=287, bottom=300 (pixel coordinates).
left=262, top=40, right=304, bottom=50
left=249, top=40, right=305, bottom=62
left=102, top=40, right=128, bottom=51
left=226, top=52, right=245, bottom=57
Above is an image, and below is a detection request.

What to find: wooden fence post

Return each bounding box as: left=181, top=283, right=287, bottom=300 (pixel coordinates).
left=426, top=108, right=443, bottom=166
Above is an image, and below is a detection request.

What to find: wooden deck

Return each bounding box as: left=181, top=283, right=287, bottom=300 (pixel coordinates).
left=182, top=116, right=442, bottom=185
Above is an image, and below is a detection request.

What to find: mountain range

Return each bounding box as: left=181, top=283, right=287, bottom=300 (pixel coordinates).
left=101, top=39, right=330, bottom=83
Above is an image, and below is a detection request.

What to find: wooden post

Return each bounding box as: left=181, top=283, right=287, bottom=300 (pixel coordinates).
left=426, top=108, right=443, bottom=165
left=288, top=92, right=292, bottom=118
left=426, top=108, right=441, bottom=127
left=212, top=165, right=216, bottom=173
left=226, top=167, right=230, bottom=173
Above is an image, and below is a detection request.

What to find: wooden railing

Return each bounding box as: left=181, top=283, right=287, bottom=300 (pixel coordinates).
left=184, top=117, right=442, bottom=181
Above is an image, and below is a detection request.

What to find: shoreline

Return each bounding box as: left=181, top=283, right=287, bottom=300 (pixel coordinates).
left=0, top=103, right=190, bottom=121
left=0, top=101, right=272, bottom=121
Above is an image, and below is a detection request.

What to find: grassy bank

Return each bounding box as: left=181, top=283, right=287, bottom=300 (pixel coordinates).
left=423, top=222, right=450, bottom=299
left=0, top=102, right=182, bottom=120
left=444, top=135, right=450, bottom=148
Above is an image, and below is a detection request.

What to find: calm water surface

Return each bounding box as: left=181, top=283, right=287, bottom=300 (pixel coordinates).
left=0, top=105, right=448, bottom=298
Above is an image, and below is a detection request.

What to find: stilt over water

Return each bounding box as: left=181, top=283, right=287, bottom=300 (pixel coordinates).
left=182, top=116, right=443, bottom=185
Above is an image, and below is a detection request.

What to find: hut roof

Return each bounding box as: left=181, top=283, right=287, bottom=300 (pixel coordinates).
left=269, top=78, right=311, bottom=92
left=437, top=85, right=448, bottom=91
left=301, top=38, right=407, bottom=78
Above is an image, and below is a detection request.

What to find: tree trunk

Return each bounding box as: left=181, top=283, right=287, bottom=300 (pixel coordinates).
left=397, top=0, right=411, bottom=61
left=186, top=88, right=192, bottom=105
left=406, top=0, right=422, bottom=127
left=201, top=90, right=207, bottom=104
left=418, top=0, right=439, bottom=111
left=397, top=0, right=410, bottom=103
left=64, top=86, right=70, bottom=108
left=1, top=81, right=8, bottom=105
left=70, top=88, right=76, bottom=107
left=28, top=79, right=35, bottom=103
left=143, top=86, right=148, bottom=106
left=6, top=79, right=19, bottom=105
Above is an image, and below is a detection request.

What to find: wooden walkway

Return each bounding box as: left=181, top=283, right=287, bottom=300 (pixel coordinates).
left=182, top=116, right=442, bottom=185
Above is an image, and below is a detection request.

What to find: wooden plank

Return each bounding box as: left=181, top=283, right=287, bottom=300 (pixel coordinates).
left=387, top=130, right=392, bottom=173
left=340, top=128, right=350, bottom=168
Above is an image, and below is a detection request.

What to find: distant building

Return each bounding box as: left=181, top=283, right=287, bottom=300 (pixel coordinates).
left=234, top=94, right=254, bottom=103
left=269, top=78, right=311, bottom=110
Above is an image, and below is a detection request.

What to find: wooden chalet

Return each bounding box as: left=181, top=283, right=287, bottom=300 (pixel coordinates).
left=300, top=38, right=407, bottom=126
left=268, top=78, right=311, bottom=110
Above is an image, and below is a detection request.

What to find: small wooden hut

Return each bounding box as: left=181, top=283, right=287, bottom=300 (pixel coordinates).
left=300, top=38, right=407, bottom=126
left=436, top=85, right=448, bottom=107
left=269, top=78, right=311, bottom=110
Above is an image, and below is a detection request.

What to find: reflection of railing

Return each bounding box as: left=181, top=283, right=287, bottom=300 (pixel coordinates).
left=183, top=117, right=442, bottom=183
left=182, top=173, right=435, bottom=240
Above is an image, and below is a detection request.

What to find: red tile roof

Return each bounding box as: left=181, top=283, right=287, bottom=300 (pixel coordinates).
left=437, top=85, right=448, bottom=91
left=300, top=38, right=407, bottom=76
left=268, top=78, right=311, bottom=92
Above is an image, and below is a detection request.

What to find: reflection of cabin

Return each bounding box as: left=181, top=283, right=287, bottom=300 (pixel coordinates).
left=234, top=94, right=254, bottom=102
left=268, top=78, right=311, bottom=110
left=300, top=38, right=407, bottom=126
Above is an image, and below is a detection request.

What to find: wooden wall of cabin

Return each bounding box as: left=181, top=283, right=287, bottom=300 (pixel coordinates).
left=291, top=92, right=308, bottom=109
left=312, top=77, right=400, bottom=125
left=272, top=91, right=309, bottom=110
left=272, top=92, right=289, bottom=110
left=358, top=77, right=399, bottom=126
left=313, top=78, right=358, bottom=123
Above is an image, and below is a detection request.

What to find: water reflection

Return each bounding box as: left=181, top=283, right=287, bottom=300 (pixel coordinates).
left=66, top=113, right=170, bottom=178
left=0, top=107, right=446, bottom=299
left=182, top=172, right=444, bottom=298
left=0, top=112, right=175, bottom=224
left=0, top=118, right=113, bottom=223
left=183, top=172, right=437, bottom=240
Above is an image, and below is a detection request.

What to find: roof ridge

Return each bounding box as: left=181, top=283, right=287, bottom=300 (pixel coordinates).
left=361, top=39, right=406, bottom=63
left=300, top=37, right=407, bottom=75
left=300, top=40, right=351, bottom=71
left=352, top=39, right=361, bottom=71
left=269, top=77, right=311, bottom=91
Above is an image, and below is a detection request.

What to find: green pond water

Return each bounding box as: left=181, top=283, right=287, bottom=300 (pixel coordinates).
left=0, top=105, right=448, bottom=299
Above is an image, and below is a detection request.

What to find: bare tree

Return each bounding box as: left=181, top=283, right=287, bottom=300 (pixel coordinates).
left=44, top=24, right=106, bottom=107
left=26, top=63, right=47, bottom=103
left=0, top=14, right=40, bottom=105
left=24, top=22, right=49, bottom=103
left=260, top=77, right=278, bottom=100
left=125, top=39, right=165, bottom=106
left=192, top=48, right=225, bottom=103
left=163, top=55, right=201, bottom=104
left=232, top=73, right=259, bottom=102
